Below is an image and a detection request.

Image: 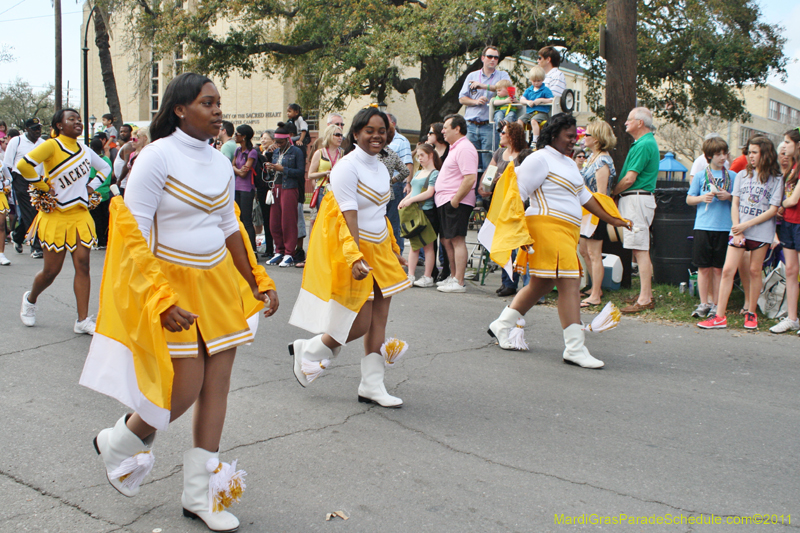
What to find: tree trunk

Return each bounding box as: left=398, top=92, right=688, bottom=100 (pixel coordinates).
left=94, top=5, right=123, bottom=130
left=413, top=55, right=480, bottom=140
left=54, top=0, right=62, bottom=110
left=604, top=0, right=638, bottom=288
left=605, top=0, right=637, bottom=174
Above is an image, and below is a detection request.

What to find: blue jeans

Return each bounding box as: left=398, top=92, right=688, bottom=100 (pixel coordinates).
left=467, top=122, right=493, bottom=174
left=386, top=181, right=406, bottom=254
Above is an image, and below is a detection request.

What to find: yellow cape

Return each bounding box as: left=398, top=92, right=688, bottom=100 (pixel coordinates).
left=477, top=163, right=535, bottom=277
left=79, top=197, right=273, bottom=430
left=288, top=192, right=405, bottom=344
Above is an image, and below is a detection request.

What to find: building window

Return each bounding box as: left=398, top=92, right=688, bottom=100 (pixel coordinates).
left=575, top=90, right=581, bottom=113
left=305, top=110, right=319, bottom=131
left=769, top=100, right=779, bottom=121
left=779, top=104, right=789, bottom=124
left=174, top=47, right=185, bottom=75
left=151, top=59, right=159, bottom=118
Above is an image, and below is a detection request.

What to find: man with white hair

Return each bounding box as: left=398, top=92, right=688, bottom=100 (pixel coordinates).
left=312, top=113, right=346, bottom=153
left=613, top=107, right=661, bottom=313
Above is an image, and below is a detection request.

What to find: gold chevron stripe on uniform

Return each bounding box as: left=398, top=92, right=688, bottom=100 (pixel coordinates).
left=163, top=175, right=230, bottom=214
left=357, top=181, right=390, bottom=206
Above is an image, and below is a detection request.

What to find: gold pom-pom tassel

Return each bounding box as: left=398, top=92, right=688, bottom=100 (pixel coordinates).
left=301, top=358, right=331, bottom=383
left=381, top=338, right=408, bottom=368
left=88, top=191, right=103, bottom=209
left=29, top=185, right=57, bottom=213
left=583, top=302, right=621, bottom=333
left=206, top=457, right=247, bottom=513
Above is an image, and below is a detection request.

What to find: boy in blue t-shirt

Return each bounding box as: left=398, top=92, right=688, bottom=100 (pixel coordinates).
left=517, top=65, right=553, bottom=144
left=686, top=137, right=737, bottom=318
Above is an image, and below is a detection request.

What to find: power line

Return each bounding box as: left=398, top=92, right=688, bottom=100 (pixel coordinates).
left=0, top=10, right=81, bottom=23
left=0, top=0, right=30, bottom=17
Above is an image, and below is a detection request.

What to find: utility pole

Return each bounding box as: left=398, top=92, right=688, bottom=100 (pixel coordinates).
left=54, top=0, right=63, bottom=110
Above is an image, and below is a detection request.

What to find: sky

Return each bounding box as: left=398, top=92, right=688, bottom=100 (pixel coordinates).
left=1, top=0, right=798, bottom=107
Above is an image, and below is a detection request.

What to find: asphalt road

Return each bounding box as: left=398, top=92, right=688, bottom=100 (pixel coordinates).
left=0, top=249, right=797, bottom=533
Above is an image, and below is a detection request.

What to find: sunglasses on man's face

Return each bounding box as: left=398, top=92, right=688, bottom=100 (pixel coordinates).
left=485, top=54, right=500, bottom=60
left=333, top=123, right=344, bottom=127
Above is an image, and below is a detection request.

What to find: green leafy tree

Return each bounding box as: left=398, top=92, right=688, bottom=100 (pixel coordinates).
left=122, top=0, right=786, bottom=137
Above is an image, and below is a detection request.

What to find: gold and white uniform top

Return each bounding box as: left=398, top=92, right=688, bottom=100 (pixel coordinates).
left=330, top=145, right=392, bottom=244
left=124, top=128, right=239, bottom=268
left=17, top=135, right=109, bottom=211
left=517, top=146, right=593, bottom=226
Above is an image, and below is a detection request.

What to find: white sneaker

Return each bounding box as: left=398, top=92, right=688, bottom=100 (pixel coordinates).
left=278, top=254, right=294, bottom=267
left=0, top=253, right=10, bottom=265
left=20, top=291, right=37, bottom=326
left=436, top=276, right=454, bottom=287
left=437, top=279, right=466, bottom=293
left=408, top=274, right=416, bottom=284
left=770, top=317, right=800, bottom=334
left=413, top=276, right=435, bottom=288
left=74, top=315, right=96, bottom=335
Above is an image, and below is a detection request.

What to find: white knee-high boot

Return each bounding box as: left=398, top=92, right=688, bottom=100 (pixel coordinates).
left=289, top=334, right=341, bottom=387
left=488, top=306, right=528, bottom=350
left=358, top=353, right=402, bottom=407
left=562, top=323, right=604, bottom=368
left=182, top=448, right=244, bottom=533
left=94, top=415, right=156, bottom=497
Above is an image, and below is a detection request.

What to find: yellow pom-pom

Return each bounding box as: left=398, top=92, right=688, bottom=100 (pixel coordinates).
left=381, top=338, right=408, bottom=367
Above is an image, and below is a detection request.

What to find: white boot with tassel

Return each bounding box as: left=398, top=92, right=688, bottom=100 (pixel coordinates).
left=562, top=323, right=604, bottom=368
left=93, top=415, right=156, bottom=497
left=182, top=447, right=246, bottom=533
left=358, top=352, right=403, bottom=407
left=288, top=334, right=341, bottom=387
left=488, top=306, right=529, bottom=350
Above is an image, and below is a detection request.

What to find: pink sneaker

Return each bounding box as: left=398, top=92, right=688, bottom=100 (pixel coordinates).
left=744, top=312, right=758, bottom=329
left=698, top=315, right=727, bottom=329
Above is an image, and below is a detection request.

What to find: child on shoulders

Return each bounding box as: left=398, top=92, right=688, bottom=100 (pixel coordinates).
left=517, top=66, right=553, bottom=145
left=491, top=80, right=518, bottom=127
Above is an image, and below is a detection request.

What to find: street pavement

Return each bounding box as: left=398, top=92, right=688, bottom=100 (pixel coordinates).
left=0, top=248, right=798, bottom=533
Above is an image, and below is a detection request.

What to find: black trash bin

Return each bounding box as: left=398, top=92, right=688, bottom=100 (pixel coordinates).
left=651, top=188, right=695, bottom=285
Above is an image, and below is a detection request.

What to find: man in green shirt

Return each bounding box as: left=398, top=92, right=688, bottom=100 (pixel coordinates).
left=218, top=121, right=236, bottom=162
left=613, top=107, right=660, bottom=313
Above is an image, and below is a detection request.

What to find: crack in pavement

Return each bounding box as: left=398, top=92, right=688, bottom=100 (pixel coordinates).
left=142, top=464, right=183, bottom=487
left=0, top=335, right=84, bottom=358
left=373, top=414, right=800, bottom=529
left=120, top=502, right=169, bottom=528
left=222, top=409, right=372, bottom=454
left=0, top=469, right=123, bottom=529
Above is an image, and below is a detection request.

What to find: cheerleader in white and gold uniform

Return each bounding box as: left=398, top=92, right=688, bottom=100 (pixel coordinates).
left=80, top=74, right=278, bottom=533
left=486, top=114, right=630, bottom=368
left=16, top=109, right=111, bottom=333
left=289, top=107, right=412, bottom=407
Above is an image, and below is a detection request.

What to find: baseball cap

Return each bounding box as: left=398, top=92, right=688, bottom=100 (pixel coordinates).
left=24, top=118, right=41, bottom=129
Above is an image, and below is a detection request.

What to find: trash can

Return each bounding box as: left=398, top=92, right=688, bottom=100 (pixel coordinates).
left=651, top=188, right=695, bottom=285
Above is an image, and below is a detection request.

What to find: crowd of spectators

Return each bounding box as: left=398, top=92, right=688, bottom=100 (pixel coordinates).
left=2, top=43, right=798, bottom=333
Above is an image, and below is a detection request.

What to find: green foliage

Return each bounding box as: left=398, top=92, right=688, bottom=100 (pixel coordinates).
left=124, top=0, right=786, bottom=132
